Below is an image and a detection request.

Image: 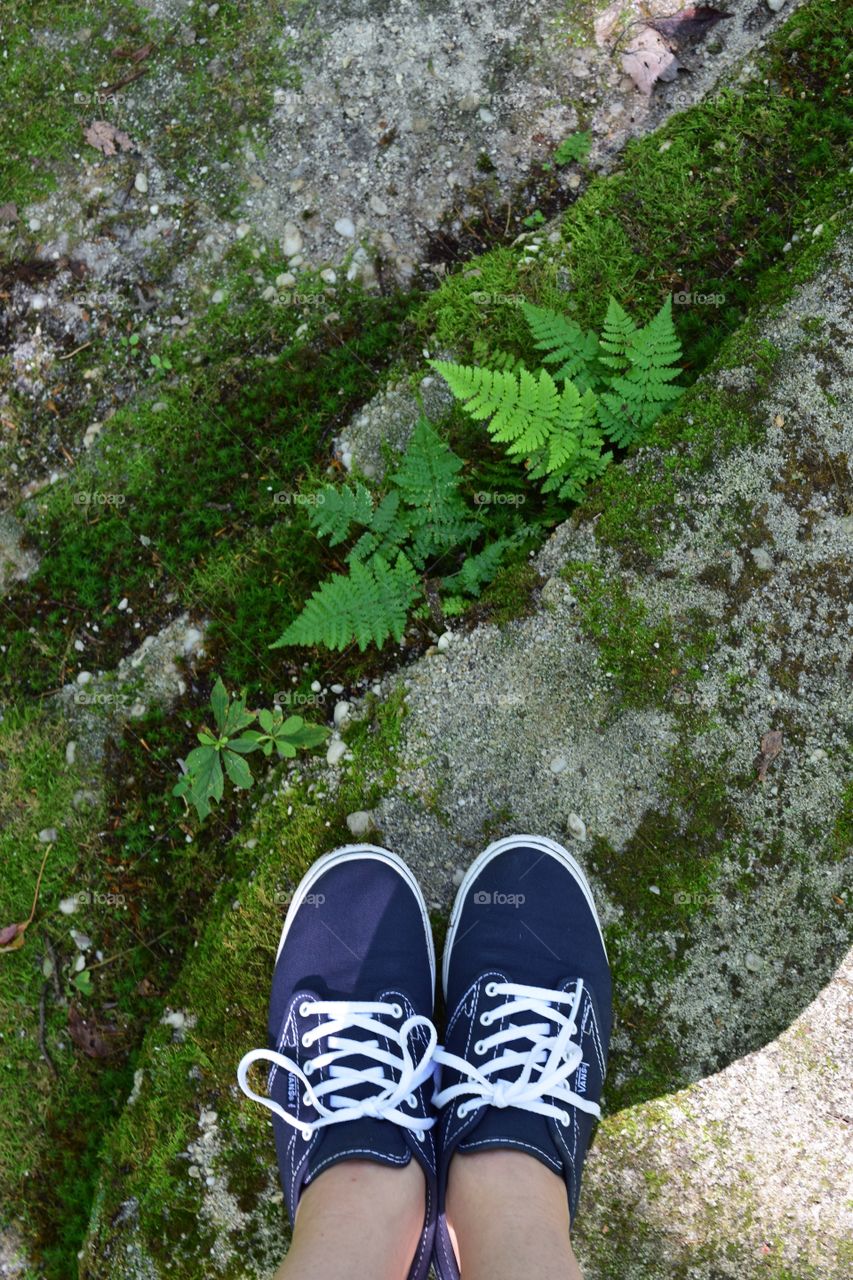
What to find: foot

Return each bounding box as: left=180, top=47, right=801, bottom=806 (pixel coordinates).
left=237, top=844, right=438, bottom=1280
left=432, top=834, right=612, bottom=1279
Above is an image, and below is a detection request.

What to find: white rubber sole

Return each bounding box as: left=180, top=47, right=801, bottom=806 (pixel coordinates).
left=442, top=833, right=607, bottom=995
left=275, top=843, right=436, bottom=993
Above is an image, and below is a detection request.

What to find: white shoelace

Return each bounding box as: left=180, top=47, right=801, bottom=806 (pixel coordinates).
left=237, top=998, right=438, bottom=1141
left=433, top=980, right=601, bottom=1125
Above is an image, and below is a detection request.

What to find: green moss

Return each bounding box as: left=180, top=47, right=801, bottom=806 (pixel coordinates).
left=1, top=267, right=415, bottom=699
left=0, top=0, right=305, bottom=215
left=82, top=693, right=408, bottom=1278
left=562, top=563, right=715, bottom=710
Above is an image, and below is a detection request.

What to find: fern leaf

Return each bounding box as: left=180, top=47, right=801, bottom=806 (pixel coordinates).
left=598, top=296, right=637, bottom=371
left=309, top=482, right=374, bottom=546
left=598, top=296, right=683, bottom=443
left=429, top=360, right=520, bottom=424
left=273, top=553, right=420, bottom=652
left=442, top=537, right=511, bottom=599
left=521, top=304, right=600, bottom=388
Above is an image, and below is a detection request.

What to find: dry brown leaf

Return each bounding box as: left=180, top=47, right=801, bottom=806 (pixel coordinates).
left=649, top=6, right=733, bottom=44
left=0, top=844, right=53, bottom=955
left=68, top=1004, right=118, bottom=1059
left=622, top=29, right=682, bottom=94
left=83, top=120, right=135, bottom=156
left=0, top=923, right=27, bottom=951
left=0, top=202, right=18, bottom=224
left=756, top=729, right=784, bottom=782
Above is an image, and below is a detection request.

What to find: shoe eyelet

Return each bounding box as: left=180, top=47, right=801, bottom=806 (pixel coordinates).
left=457, top=1103, right=468, bottom=1119
left=303, top=1061, right=313, bottom=1076
left=479, top=1013, right=491, bottom=1027
left=390, top=1003, right=403, bottom=1019
left=302, top=1092, right=312, bottom=1106
left=301, top=1129, right=311, bottom=1142
left=301, top=1033, right=312, bottom=1048
left=406, top=1093, right=417, bottom=1109
left=414, top=1128, right=426, bottom=1142
left=485, top=982, right=498, bottom=997
left=474, top=1040, right=486, bottom=1056
left=299, top=1001, right=311, bottom=1017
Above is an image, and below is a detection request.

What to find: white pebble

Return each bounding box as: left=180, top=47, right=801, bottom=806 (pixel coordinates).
left=345, top=810, right=374, bottom=836
left=550, top=756, right=568, bottom=774
left=65, top=741, right=77, bottom=766
left=334, top=217, right=356, bottom=238
left=333, top=701, right=351, bottom=729
left=134, top=172, right=149, bottom=194
left=39, top=827, right=58, bottom=843
left=326, top=737, right=347, bottom=766
left=567, top=812, right=587, bottom=841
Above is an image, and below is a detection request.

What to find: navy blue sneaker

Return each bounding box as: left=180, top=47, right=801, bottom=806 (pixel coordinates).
left=432, top=834, right=612, bottom=1279
left=237, top=844, right=438, bottom=1280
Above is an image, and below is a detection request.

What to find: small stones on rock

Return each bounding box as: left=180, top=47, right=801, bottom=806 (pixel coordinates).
left=281, top=222, right=303, bottom=256
left=134, top=172, right=149, bottom=194
left=345, top=810, right=374, bottom=837
left=333, top=701, right=352, bottom=729
left=567, top=812, right=587, bottom=841
left=276, top=272, right=296, bottom=288
left=436, top=631, right=453, bottom=652
left=326, top=736, right=347, bottom=766
left=334, top=217, right=356, bottom=238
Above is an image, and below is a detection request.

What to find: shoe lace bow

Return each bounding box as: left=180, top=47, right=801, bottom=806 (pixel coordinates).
left=238, top=998, right=437, bottom=1141
left=433, top=979, right=600, bottom=1125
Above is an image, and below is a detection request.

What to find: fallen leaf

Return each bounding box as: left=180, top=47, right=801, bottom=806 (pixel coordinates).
left=0, top=923, right=27, bottom=951
left=0, top=201, right=18, bottom=224
left=755, top=729, right=784, bottom=781
left=649, top=6, right=733, bottom=44
left=113, top=41, right=155, bottom=63
left=0, top=844, right=53, bottom=955
left=83, top=120, right=136, bottom=156
left=622, top=29, right=682, bottom=94
left=68, top=1004, right=117, bottom=1059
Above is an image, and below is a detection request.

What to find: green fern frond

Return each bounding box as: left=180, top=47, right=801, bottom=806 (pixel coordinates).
left=442, top=537, right=512, bottom=598
left=429, top=360, right=521, bottom=424
left=309, top=482, right=374, bottom=546
left=471, top=338, right=526, bottom=375
left=597, top=296, right=683, bottom=444
left=598, top=296, right=638, bottom=371
left=521, top=304, right=600, bottom=389
left=273, top=553, right=420, bottom=652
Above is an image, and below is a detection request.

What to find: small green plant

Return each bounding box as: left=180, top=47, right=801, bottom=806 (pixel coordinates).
left=522, top=209, right=546, bottom=228
left=273, top=419, right=519, bottom=652
left=173, top=677, right=328, bottom=820
left=149, top=352, right=173, bottom=375
left=431, top=296, right=683, bottom=499
left=554, top=131, right=593, bottom=165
